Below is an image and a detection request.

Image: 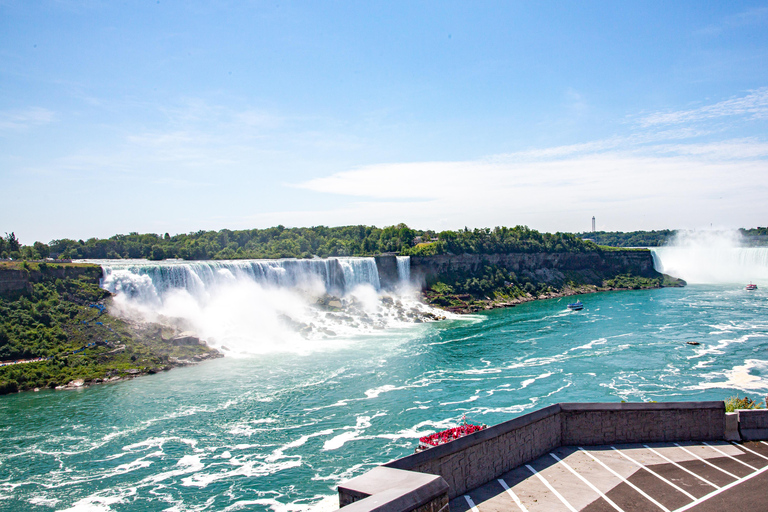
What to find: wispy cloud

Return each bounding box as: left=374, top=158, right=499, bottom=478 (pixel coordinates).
left=0, top=107, right=55, bottom=131
left=640, top=88, right=768, bottom=127
left=292, top=138, right=768, bottom=232
left=695, top=6, right=768, bottom=36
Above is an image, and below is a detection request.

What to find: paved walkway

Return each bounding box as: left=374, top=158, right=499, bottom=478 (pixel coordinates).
left=450, top=441, right=768, bottom=512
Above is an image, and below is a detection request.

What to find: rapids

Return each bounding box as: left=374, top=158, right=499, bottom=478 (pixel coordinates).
left=1, top=235, right=767, bottom=511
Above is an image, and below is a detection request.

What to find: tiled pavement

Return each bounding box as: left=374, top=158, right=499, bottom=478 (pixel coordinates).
left=450, top=441, right=768, bottom=512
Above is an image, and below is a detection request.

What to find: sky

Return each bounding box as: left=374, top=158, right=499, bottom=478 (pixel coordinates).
left=2, top=1, right=768, bottom=244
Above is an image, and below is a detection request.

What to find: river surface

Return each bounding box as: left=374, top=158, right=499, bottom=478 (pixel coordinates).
left=2, top=280, right=768, bottom=511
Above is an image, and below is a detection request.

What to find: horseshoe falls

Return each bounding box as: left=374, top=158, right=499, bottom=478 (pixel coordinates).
left=651, top=230, right=768, bottom=285
left=2, top=245, right=768, bottom=512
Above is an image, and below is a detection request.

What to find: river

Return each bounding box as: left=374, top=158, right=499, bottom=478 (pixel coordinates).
left=1, top=245, right=767, bottom=511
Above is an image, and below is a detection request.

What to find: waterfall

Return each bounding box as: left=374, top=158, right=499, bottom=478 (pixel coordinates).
left=396, top=256, right=411, bottom=286
left=100, top=257, right=379, bottom=300
left=90, top=257, right=445, bottom=355
left=650, top=230, right=768, bottom=284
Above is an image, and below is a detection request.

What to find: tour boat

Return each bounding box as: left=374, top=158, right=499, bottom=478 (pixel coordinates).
left=416, top=418, right=487, bottom=452
left=567, top=301, right=584, bottom=311
left=746, top=283, right=758, bottom=291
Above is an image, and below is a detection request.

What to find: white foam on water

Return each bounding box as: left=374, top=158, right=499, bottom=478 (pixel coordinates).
left=570, top=337, right=608, bottom=351
left=322, top=414, right=385, bottom=451
left=57, top=488, right=135, bottom=512
left=29, top=496, right=60, bottom=507
left=364, top=384, right=399, bottom=399
left=692, top=359, right=768, bottom=392
left=520, top=372, right=553, bottom=389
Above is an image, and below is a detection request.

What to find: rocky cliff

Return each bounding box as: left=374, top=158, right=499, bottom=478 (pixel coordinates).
left=0, top=263, right=103, bottom=298
left=408, top=250, right=659, bottom=289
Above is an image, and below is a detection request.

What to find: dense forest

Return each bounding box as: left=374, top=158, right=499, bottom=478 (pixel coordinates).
left=575, top=230, right=676, bottom=247
left=3, top=225, right=767, bottom=261
left=1, top=225, right=599, bottom=260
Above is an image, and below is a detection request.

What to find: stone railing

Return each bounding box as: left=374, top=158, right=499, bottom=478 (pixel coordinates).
left=337, top=401, right=725, bottom=512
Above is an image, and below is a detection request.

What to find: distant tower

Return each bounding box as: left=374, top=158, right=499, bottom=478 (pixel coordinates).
left=592, top=216, right=595, bottom=233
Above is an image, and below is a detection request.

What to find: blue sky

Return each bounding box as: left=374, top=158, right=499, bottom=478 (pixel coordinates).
left=2, top=1, right=768, bottom=244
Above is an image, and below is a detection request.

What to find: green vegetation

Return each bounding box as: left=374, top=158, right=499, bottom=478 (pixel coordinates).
left=0, top=263, right=217, bottom=394
left=46, top=225, right=424, bottom=260
left=7, top=225, right=768, bottom=260
left=5, top=224, right=597, bottom=261
left=576, top=230, right=676, bottom=247
left=603, top=274, right=664, bottom=289
left=422, top=265, right=677, bottom=312
left=725, top=395, right=765, bottom=412
left=423, top=265, right=534, bottom=310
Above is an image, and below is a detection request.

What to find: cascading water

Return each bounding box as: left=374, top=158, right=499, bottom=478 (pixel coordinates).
left=396, top=256, right=411, bottom=287
left=651, top=230, right=768, bottom=284
left=93, top=256, right=444, bottom=355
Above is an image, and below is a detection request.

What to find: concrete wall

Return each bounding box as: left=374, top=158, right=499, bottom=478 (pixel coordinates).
left=385, top=405, right=561, bottom=498
left=560, top=402, right=725, bottom=445
left=738, top=409, right=768, bottom=440
left=338, top=401, right=725, bottom=511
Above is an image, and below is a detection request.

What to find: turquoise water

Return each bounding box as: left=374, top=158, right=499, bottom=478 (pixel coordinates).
left=2, top=285, right=768, bottom=511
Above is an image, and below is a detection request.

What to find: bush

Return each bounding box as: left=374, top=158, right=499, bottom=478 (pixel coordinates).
left=725, top=395, right=764, bottom=412
left=0, top=380, right=19, bottom=395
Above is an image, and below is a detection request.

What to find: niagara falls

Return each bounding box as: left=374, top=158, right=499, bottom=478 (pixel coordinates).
left=3, top=2, right=768, bottom=511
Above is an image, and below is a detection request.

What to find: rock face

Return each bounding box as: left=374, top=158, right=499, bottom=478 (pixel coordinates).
left=374, top=254, right=400, bottom=290
left=171, top=332, right=202, bottom=346
left=0, top=269, right=32, bottom=296
left=0, top=264, right=103, bottom=298
left=409, top=250, right=660, bottom=289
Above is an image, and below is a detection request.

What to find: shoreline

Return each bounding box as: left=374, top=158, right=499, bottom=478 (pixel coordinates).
left=426, top=281, right=684, bottom=314
left=45, top=349, right=223, bottom=392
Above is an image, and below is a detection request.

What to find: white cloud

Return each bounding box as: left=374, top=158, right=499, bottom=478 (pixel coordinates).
left=292, top=140, right=768, bottom=232
left=640, top=88, right=768, bottom=127
left=0, top=107, right=55, bottom=131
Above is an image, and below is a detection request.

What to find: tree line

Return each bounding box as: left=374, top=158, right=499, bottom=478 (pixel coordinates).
left=1, top=225, right=603, bottom=260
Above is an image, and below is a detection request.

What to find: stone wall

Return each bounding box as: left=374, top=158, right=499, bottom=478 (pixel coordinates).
left=338, top=401, right=725, bottom=511
left=738, top=409, right=768, bottom=441
left=560, top=402, right=725, bottom=445
left=385, top=405, right=561, bottom=499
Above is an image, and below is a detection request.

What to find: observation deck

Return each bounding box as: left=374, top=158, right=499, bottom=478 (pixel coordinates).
left=337, top=402, right=768, bottom=512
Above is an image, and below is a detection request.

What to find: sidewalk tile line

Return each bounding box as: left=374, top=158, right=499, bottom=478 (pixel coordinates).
left=642, top=445, right=719, bottom=489
left=611, top=446, right=697, bottom=501
left=578, top=447, right=670, bottom=512
left=673, top=443, right=739, bottom=480
left=464, top=494, right=479, bottom=512
left=550, top=452, right=625, bottom=512
left=526, top=464, right=578, bottom=512
left=702, top=441, right=759, bottom=471
left=732, top=441, right=768, bottom=461
left=671, top=462, right=768, bottom=512
left=497, top=478, right=530, bottom=512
